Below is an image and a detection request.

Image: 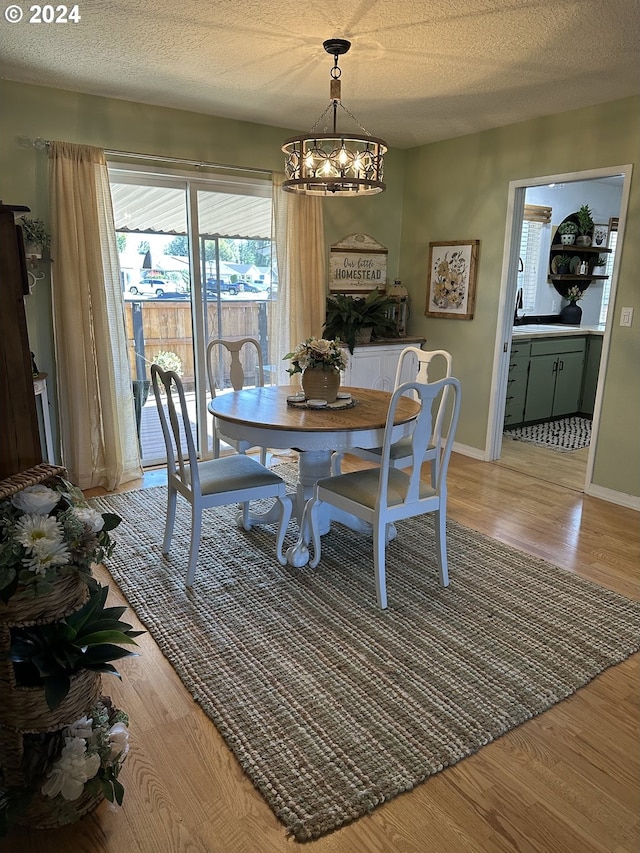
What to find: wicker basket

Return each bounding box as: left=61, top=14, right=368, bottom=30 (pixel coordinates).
left=17, top=787, right=104, bottom=829
left=0, top=465, right=104, bottom=822
left=0, top=464, right=67, bottom=500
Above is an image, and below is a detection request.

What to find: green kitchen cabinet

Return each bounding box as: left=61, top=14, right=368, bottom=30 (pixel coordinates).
left=504, top=339, right=530, bottom=426
left=523, top=336, right=586, bottom=422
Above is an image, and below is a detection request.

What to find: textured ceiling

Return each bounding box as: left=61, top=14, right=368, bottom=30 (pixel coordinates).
left=1, top=0, right=639, bottom=148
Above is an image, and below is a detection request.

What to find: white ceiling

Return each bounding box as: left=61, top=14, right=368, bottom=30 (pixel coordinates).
left=2, top=0, right=639, bottom=149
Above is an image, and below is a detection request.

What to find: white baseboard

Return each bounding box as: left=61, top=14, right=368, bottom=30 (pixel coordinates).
left=452, top=441, right=490, bottom=461
left=585, top=484, right=640, bottom=511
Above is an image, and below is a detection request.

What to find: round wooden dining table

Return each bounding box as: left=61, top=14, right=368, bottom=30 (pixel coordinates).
left=208, top=385, right=420, bottom=566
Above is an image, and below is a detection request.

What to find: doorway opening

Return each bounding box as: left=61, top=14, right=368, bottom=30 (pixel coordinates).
left=488, top=165, right=633, bottom=494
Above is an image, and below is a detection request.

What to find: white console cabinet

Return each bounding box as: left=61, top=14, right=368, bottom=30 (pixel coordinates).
left=342, top=338, right=425, bottom=390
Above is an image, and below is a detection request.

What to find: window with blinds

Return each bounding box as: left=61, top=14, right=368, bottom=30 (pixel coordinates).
left=600, top=217, right=618, bottom=324
left=518, top=204, right=552, bottom=312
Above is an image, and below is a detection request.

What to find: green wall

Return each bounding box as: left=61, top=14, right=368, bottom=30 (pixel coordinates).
left=0, top=78, right=405, bottom=463
left=1, top=79, right=637, bottom=501
left=400, top=97, right=639, bottom=500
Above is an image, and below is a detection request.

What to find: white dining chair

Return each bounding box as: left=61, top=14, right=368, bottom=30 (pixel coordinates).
left=151, top=364, right=292, bottom=587
left=332, top=347, right=453, bottom=486
left=306, top=376, right=461, bottom=609
left=206, top=337, right=267, bottom=465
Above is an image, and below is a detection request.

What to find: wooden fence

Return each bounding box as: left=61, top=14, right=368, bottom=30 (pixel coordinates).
left=124, top=299, right=268, bottom=390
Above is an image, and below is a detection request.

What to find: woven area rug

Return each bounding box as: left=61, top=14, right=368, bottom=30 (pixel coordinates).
left=504, top=416, right=591, bottom=452
left=89, top=469, right=640, bottom=842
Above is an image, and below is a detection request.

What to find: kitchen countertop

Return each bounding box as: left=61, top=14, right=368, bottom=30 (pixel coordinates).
left=512, top=324, right=605, bottom=339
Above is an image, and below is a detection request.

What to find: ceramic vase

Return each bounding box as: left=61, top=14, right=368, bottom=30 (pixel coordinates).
left=301, top=366, right=340, bottom=402
left=559, top=302, right=582, bottom=325
left=560, top=234, right=576, bottom=245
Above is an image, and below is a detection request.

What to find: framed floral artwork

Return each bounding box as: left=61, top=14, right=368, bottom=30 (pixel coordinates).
left=591, top=223, right=609, bottom=249
left=425, top=240, right=479, bottom=320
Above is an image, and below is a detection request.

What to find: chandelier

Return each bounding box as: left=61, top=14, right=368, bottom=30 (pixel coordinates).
left=282, top=39, right=387, bottom=197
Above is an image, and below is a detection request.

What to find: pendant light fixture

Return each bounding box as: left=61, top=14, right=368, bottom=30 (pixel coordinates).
left=282, top=39, right=387, bottom=196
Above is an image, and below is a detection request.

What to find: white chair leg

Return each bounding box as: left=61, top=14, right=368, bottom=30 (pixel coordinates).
left=330, top=451, right=344, bottom=475
left=373, top=519, right=388, bottom=609
left=274, top=495, right=293, bottom=565
left=186, top=506, right=203, bottom=587
left=434, top=507, right=449, bottom=587
left=308, top=499, right=322, bottom=569
left=163, top=486, right=177, bottom=554
left=238, top=501, right=251, bottom=531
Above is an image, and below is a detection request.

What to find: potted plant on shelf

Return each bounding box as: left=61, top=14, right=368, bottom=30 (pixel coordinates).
left=323, top=290, right=398, bottom=354
left=552, top=253, right=573, bottom=275
left=557, top=221, right=578, bottom=245
left=17, top=216, right=51, bottom=260
left=575, top=204, right=594, bottom=246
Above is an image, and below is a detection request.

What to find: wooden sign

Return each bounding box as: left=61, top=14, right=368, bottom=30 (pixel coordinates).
left=329, top=233, right=388, bottom=293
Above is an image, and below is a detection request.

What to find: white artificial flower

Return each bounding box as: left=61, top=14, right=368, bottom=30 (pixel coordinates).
left=14, top=514, right=64, bottom=552
left=24, top=539, right=71, bottom=575
left=11, top=484, right=60, bottom=515
left=66, top=715, right=94, bottom=740
left=108, top=721, right=130, bottom=760
left=73, top=506, right=105, bottom=534
left=41, top=737, right=101, bottom=801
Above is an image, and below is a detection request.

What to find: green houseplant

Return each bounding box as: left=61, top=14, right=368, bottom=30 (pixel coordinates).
left=18, top=217, right=51, bottom=258
left=575, top=204, right=594, bottom=246
left=557, top=221, right=578, bottom=245
left=323, top=290, right=397, bottom=354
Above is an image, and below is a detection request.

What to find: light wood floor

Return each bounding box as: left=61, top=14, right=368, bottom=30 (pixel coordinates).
left=498, top=434, right=589, bottom=492
left=4, top=453, right=638, bottom=852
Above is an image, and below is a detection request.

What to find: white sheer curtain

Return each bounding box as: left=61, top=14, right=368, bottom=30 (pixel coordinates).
left=269, top=173, right=326, bottom=385
left=49, top=141, right=143, bottom=489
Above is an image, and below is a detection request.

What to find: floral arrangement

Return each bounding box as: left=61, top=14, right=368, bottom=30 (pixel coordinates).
left=283, top=337, right=347, bottom=375
left=1, top=697, right=129, bottom=835
left=0, top=478, right=121, bottom=602
left=565, top=285, right=585, bottom=303
left=41, top=698, right=129, bottom=805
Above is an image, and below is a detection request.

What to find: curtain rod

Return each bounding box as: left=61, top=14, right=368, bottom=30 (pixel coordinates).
left=24, top=137, right=271, bottom=176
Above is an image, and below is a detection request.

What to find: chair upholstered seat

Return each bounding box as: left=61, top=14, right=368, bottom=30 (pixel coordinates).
left=315, top=467, right=436, bottom=509
left=190, top=454, right=286, bottom=495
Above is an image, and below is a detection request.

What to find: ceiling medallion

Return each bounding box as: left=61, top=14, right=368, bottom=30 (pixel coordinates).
left=282, top=39, right=387, bottom=197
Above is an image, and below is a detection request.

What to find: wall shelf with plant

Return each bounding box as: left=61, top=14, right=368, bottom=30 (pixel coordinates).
left=549, top=210, right=612, bottom=296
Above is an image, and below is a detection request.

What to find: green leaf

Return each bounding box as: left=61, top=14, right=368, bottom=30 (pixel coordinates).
left=112, top=778, right=125, bottom=806
left=76, top=630, right=140, bottom=647
left=100, top=512, right=122, bottom=532
left=44, top=674, right=70, bottom=711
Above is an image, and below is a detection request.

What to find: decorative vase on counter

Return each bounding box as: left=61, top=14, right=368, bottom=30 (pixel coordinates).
left=559, top=302, right=582, bottom=325
left=301, top=366, right=340, bottom=403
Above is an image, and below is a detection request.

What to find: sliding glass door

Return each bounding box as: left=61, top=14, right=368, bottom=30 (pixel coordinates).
left=109, top=165, right=273, bottom=466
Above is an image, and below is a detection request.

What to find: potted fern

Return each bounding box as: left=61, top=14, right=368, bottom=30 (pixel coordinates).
left=323, top=290, right=398, bottom=354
